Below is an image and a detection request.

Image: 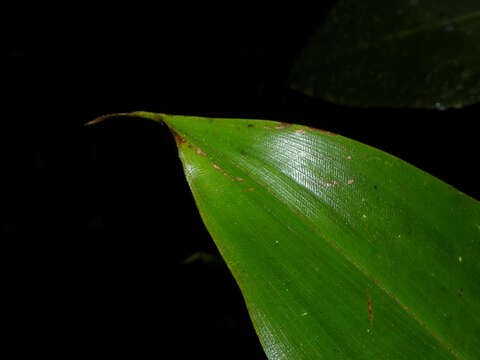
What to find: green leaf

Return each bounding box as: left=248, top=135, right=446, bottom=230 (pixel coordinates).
left=289, top=0, right=480, bottom=109
left=89, top=112, right=480, bottom=359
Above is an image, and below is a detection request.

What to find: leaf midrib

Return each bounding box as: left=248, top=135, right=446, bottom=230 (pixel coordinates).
left=172, top=124, right=464, bottom=360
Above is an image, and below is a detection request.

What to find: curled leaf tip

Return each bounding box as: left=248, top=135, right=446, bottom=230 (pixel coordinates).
left=85, top=112, right=132, bottom=126
left=85, top=111, right=166, bottom=126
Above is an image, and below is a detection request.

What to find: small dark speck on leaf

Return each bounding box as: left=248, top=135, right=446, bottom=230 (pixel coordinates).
left=248, top=124, right=254, bottom=128
left=374, top=185, right=377, bottom=190
left=458, top=288, right=463, bottom=297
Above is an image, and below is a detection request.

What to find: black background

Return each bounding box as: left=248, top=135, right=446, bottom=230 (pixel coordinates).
left=3, top=2, right=479, bottom=359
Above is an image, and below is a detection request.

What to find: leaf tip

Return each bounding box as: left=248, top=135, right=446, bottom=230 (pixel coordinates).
left=85, top=111, right=166, bottom=126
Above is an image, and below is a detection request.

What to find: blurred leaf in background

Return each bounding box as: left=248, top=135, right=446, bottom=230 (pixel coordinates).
left=290, top=0, right=480, bottom=109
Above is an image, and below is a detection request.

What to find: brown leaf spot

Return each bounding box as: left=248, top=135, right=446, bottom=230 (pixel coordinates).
left=246, top=187, right=255, bottom=192
left=346, top=155, right=352, bottom=160
left=172, top=131, right=186, bottom=145
left=211, top=163, right=222, bottom=171
left=295, top=129, right=306, bottom=134
left=235, top=177, right=244, bottom=182
left=366, top=288, right=373, bottom=324
left=263, top=126, right=272, bottom=130
left=274, top=122, right=292, bottom=130
left=458, top=288, right=463, bottom=297
left=347, top=179, right=355, bottom=185
left=196, top=148, right=207, bottom=157
left=247, top=124, right=254, bottom=128
left=307, top=127, right=336, bottom=135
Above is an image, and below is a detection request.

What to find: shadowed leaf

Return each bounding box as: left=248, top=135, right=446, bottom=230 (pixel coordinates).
left=290, top=1, right=480, bottom=109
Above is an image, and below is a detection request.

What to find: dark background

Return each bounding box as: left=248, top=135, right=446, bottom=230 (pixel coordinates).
left=3, top=2, right=479, bottom=359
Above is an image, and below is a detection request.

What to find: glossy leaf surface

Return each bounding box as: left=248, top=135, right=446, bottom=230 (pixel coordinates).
left=90, top=112, right=480, bottom=359
left=290, top=1, right=480, bottom=109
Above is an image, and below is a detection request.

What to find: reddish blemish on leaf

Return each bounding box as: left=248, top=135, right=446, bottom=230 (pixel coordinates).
left=246, top=187, right=256, bottom=192
left=307, top=126, right=337, bottom=135
left=366, top=288, right=373, bottom=324
left=196, top=147, right=207, bottom=157
left=274, top=122, right=292, bottom=130
left=295, top=129, right=306, bottom=134
left=211, top=163, right=222, bottom=171
left=236, top=177, right=245, bottom=182
left=172, top=130, right=186, bottom=145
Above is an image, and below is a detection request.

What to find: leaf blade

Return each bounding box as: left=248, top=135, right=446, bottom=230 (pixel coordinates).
left=93, top=112, right=480, bottom=359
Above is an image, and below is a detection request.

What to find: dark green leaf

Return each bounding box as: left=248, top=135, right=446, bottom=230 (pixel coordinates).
left=290, top=1, right=480, bottom=109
